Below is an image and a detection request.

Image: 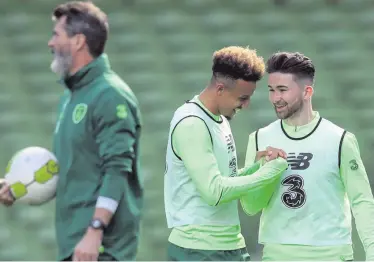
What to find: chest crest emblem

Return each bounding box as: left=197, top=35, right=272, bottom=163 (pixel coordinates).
left=72, top=103, right=88, bottom=124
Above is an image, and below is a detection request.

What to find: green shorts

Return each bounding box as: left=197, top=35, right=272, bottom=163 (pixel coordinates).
left=167, top=242, right=250, bottom=261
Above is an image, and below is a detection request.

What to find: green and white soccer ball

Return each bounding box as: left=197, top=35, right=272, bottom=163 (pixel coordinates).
left=4, top=146, right=59, bottom=205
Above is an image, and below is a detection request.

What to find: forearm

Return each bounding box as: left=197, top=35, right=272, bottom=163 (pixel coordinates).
left=85, top=198, right=117, bottom=239
left=95, top=149, right=133, bottom=220
left=84, top=207, right=111, bottom=244
left=238, top=160, right=262, bottom=177
left=186, top=157, right=287, bottom=206
left=99, top=167, right=128, bottom=202
left=174, top=118, right=287, bottom=206
left=239, top=130, right=274, bottom=215
left=341, top=132, right=374, bottom=259
left=346, top=171, right=374, bottom=259
left=214, top=158, right=287, bottom=205
left=95, top=114, right=136, bottom=203
left=95, top=170, right=128, bottom=225
left=351, top=197, right=374, bottom=260
left=92, top=206, right=114, bottom=226
left=240, top=180, right=280, bottom=216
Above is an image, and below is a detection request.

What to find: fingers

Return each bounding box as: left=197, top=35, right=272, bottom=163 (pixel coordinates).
left=72, top=251, right=80, bottom=261
left=0, top=180, right=15, bottom=206
left=266, top=147, right=287, bottom=160
left=280, top=149, right=287, bottom=159
left=73, top=249, right=99, bottom=261
left=265, top=147, right=277, bottom=161
left=265, top=150, right=273, bottom=162
left=261, top=147, right=288, bottom=163
left=255, top=150, right=268, bottom=162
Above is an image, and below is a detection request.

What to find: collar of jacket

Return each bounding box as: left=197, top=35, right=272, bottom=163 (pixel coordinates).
left=60, top=53, right=111, bottom=91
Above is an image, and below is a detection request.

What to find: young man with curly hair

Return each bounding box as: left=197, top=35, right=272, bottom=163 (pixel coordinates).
left=241, top=51, right=374, bottom=261
left=164, top=46, right=289, bottom=261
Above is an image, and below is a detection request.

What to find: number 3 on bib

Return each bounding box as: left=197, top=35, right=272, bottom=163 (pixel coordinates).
left=281, top=174, right=306, bottom=209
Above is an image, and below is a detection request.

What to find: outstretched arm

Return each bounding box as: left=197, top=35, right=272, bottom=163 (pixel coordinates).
left=173, top=117, right=288, bottom=206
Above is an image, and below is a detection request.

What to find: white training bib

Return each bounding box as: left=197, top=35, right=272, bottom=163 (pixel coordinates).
left=164, top=97, right=240, bottom=228
left=257, top=118, right=351, bottom=246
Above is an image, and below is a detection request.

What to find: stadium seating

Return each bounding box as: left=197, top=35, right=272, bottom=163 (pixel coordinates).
left=0, top=0, right=372, bottom=260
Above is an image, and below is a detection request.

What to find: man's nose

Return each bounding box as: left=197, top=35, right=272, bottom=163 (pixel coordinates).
left=48, top=39, right=54, bottom=49
left=270, top=92, right=282, bottom=103
left=241, top=99, right=250, bottom=108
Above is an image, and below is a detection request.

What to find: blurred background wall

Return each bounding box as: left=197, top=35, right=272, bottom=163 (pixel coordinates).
left=0, top=0, right=372, bottom=260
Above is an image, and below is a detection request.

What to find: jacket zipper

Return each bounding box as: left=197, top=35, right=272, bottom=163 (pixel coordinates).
left=54, top=94, right=72, bottom=134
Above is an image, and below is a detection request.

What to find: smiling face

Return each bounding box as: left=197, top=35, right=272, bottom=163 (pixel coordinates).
left=265, top=51, right=316, bottom=122
left=216, top=79, right=257, bottom=120
left=209, top=46, right=265, bottom=120
left=268, top=72, right=306, bottom=119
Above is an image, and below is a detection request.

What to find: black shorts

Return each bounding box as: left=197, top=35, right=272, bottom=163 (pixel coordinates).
left=167, top=242, right=251, bottom=261
left=62, top=252, right=116, bottom=261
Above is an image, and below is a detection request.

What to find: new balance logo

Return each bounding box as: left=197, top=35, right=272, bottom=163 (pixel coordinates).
left=287, top=153, right=313, bottom=170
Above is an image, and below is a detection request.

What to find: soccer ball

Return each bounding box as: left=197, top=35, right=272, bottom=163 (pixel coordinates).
left=4, top=146, right=59, bottom=206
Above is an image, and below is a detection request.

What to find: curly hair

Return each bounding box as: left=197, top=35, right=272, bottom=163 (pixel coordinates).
left=266, top=52, right=315, bottom=82
left=212, top=46, right=265, bottom=82
left=52, top=1, right=108, bottom=58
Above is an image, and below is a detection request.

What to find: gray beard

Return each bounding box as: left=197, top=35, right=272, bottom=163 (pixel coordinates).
left=50, top=52, right=73, bottom=77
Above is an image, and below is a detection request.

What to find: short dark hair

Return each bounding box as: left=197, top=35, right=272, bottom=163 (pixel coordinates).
left=212, top=46, right=265, bottom=82
left=52, top=1, right=109, bottom=58
left=266, top=52, right=315, bottom=83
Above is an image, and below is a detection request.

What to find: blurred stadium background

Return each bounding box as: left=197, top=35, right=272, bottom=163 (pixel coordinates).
left=0, top=0, right=372, bottom=260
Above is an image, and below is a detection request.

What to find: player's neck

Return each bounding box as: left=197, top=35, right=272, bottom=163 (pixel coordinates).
left=69, top=54, right=94, bottom=76
left=198, top=89, right=220, bottom=116
left=284, top=106, right=314, bottom=127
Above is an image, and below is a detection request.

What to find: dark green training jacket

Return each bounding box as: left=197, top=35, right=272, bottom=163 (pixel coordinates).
left=53, top=54, right=143, bottom=261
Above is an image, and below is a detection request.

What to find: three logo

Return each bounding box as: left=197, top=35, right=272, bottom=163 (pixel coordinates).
left=349, top=159, right=358, bottom=171
left=281, top=152, right=314, bottom=209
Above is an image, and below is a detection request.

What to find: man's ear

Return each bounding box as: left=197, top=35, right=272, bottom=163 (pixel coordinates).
left=304, top=85, right=314, bottom=99
left=72, top=33, right=86, bottom=52
left=216, top=83, right=225, bottom=96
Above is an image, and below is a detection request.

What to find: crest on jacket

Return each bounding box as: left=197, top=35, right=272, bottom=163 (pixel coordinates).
left=72, top=103, right=88, bottom=124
